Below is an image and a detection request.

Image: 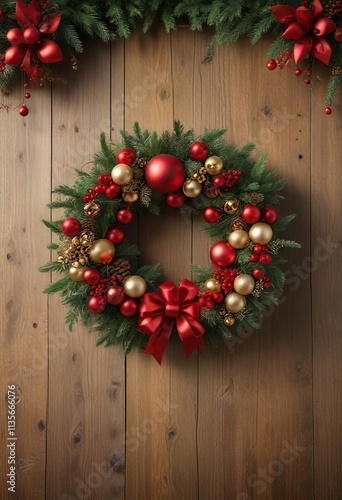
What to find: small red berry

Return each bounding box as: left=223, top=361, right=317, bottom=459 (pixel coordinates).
left=267, top=59, right=277, bottom=71
left=252, top=268, right=263, bottom=279
left=204, top=298, right=216, bottom=309
left=325, top=107, right=332, bottom=115
left=250, top=253, right=259, bottom=262
left=295, top=68, right=302, bottom=76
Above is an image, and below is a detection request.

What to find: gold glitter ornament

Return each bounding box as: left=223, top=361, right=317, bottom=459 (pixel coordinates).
left=204, top=156, right=224, bottom=175
left=223, top=313, right=235, bottom=326
left=224, top=198, right=240, bottom=214
left=84, top=201, right=101, bottom=217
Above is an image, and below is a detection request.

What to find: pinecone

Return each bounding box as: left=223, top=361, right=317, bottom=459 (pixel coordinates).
left=79, top=219, right=95, bottom=248
left=108, top=258, right=131, bottom=285
left=267, top=239, right=284, bottom=255
left=139, top=182, right=152, bottom=207
left=235, top=307, right=248, bottom=321
left=230, top=216, right=246, bottom=231
left=248, top=192, right=264, bottom=205
left=251, top=279, right=264, bottom=297
left=137, top=158, right=148, bottom=169
left=332, top=66, right=342, bottom=76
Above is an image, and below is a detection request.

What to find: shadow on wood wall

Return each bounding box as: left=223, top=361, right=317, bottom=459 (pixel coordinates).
left=1, top=27, right=341, bottom=500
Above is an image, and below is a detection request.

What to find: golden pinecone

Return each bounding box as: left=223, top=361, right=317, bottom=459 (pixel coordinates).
left=248, top=192, right=264, bottom=205
left=84, top=200, right=101, bottom=217
left=230, top=217, right=246, bottom=231
left=251, top=279, right=264, bottom=298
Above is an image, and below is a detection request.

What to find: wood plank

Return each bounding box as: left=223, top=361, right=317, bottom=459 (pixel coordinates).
left=312, top=65, right=342, bottom=499
left=0, top=84, right=51, bottom=498
left=125, top=25, right=198, bottom=499
left=192, top=36, right=313, bottom=498
left=45, top=39, right=126, bottom=500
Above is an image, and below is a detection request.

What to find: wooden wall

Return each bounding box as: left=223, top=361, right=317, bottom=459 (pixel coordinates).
left=1, top=27, right=341, bottom=499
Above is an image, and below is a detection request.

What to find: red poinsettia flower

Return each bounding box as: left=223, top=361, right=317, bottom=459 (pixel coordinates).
left=270, top=0, right=336, bottom=64
left=4, top=0, right=63, bottom=80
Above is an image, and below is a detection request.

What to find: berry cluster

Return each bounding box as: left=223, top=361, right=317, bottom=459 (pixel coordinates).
left=250, top=244, right=272, bottom=265
left=212, top=169, right=242, bottom=190
left=91, top=274, right=118, bottom=298
left=83, top=173, right=120, bottom=203
left=214, top=267, right=239, bottom=293
left=199, top=291, right=224, bottom=309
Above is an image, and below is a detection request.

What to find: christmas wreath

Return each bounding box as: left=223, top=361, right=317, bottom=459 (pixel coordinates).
left=40, top=121, right=300, bottom=364
left=1, top=0, right=341, bottom=115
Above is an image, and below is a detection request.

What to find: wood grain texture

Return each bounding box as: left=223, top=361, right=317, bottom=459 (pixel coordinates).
left=0, top=85, right=51, bottom=499
left=45, top=40, right=125, bottom=500
left=311, top=65, right=342, bottom=499
left=1, top=25, right=341, bottom=500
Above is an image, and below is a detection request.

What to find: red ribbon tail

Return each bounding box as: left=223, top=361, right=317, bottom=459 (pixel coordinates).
left=144, top=320, right=173, bottom=364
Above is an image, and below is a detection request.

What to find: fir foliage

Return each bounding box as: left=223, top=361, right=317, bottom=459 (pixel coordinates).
left=41, top=121, right=299, bottom=358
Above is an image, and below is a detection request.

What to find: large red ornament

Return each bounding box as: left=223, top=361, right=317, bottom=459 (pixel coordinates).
left=61, top=217, right=81, bottom=237
left=210, top=241, right=237, bottom=267
left=19, top=105, right=29, bottom=117
left=165, top=190, right=185, bottom=208
left=145, top=154, right=185, bottom=194
left=105, top=226, right=125, bottom=245
left=116, top=207, right=134, bottom=225
left=88, top=296, right=107, bottom=313
left=203, top=207, right=221, bottom=223
left=119, top=298, right=138, bottom=317
left=106, top=286, right=125, bottom=305
left=189, top=141, right=209, bottom=161
left=117, top=148, right=137, bottom=166
left=261, top=206, right=278, bottom=224
left=83, top=268, right=101, bottom=285
left=241, top=204, right=261, bottom=224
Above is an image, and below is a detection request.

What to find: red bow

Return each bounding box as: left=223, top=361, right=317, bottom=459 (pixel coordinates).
left=4, top=0, right=63, bottom=80
left=271, top=0, right=336, bottom=65
left=138, top=279, right=205, bottom=364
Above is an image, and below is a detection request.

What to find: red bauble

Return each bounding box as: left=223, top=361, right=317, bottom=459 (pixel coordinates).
left=261, top=206, right=278, bottom=224
left=116, top=207, right=134, bottom=225
left=267, top=59, right=277, bottom=70
left=189, top=141, right=209, bottom=161
left=19, top=105, right=29, bottom=117
left=119, top=298, right=138, bottom=317
left=61, top=217, right=81, bottom=237
left=83, top=268, right=101, bottom=285
left=259, top=252, right=272, bottom=265
left=252, top=268, right=263, bottom=279
left=6, top=28, right=25, bottom=45
left=241, top=204, right=261, bottom=224
left=253, top=244, right=264, bottom=254
left=145, top=154, right=185, bottom=194
left=203, top=207, right=221, bottom=223
left=210, top=240, right=237, bottom=267
left=165, top=190, right=185, bottom=208
left=117, top=147, right=137, bottom=166
left=213, top=175, right=225, bottom=188
left=106, top=286, right=125, bottom=305
left=23, top=26, right=40, bottom=44
left=105, top=226, right=125, bottom=245
left=250, top=253, right=259, bottom=262
left=105, top=183, right=120, bottom=198
left=325, top=107, right=332, bottom=115
left=295, top=68, right=302, bottom=76
left=88, top=296, right=107, bottom=313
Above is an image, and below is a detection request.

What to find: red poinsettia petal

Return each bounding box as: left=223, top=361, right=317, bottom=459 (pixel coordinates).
left=296, top=6, right=314, bottom=30
left=35, top=39, right=63, bottom=63
left=312, top=0, right=323, bottom=18
left=314, top=17, right=336, bottom=36
left=293, top=36, right=313, bottom=64
left=281, top=22, right=307, bottom=40
left=270, top=5, right=296, bottom=24
left=312, top=35, right=332, bottom=65
left=16, top=0, right=40, bottom=28
left=4, top=45, right=26, bottom=65
left=22, top=46, right=32, bottom=74
left=40, top=13, right=61, bottom=34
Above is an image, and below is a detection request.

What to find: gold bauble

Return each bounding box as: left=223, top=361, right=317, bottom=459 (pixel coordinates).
left=228, top=229, right=250, bottom=249
left=123, top=190, right=139, bottom=203
left=223, top=313, right=236, bottom=327
left=224, top=198, right=240, bottom=214
left=123, top=275, right=147, bottom=298
left=204, top=278, right=222, bottom=293
left=111, top=164, right=133, bottom=186
left=69, top=265, right=87, bottom=281
left=88, top=239, right=115, bottom=265
left=224, top=292, right=246, bottom=313
left=249, top=222, right=273, bottom=245
left=182, top=178, right=203, bottom=198
left=233, top=274, right=255, bottom=296
left=204, top=156, right=224, bottom=175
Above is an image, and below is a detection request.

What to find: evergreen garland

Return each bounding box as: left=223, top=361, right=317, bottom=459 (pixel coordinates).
left=40, top=121, right=300, bottom=362
left=0, top=1, right=341, bottom=109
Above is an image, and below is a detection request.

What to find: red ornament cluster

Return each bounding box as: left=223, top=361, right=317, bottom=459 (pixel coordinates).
left=214, top=267, right=239, bottom=294
left=83, top=172, right=120, bottom=203
left=199, top=290, right=224, bottom=309
left=250, top=244, right=272, bottom=265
